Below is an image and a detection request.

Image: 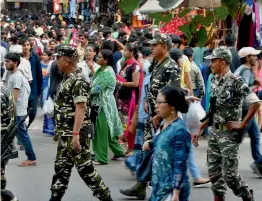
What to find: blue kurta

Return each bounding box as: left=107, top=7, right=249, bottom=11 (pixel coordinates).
left=150, top=117, right=191, bottom=201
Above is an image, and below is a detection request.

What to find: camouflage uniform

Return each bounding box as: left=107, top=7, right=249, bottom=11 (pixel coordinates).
left=0, top=81, right=14, bottom=190
left=145, top=34, right=181, bottom=140
left=119, top=35, right=182, bottom=199
left=1, top=81, right=14, bottom=137
left=205, top=47, right=260, bottom=198
left=50, top=46, right=110, bottom=201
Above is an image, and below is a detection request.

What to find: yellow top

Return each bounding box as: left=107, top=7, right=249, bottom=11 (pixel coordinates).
left=181, top=55, right=191, bottom=87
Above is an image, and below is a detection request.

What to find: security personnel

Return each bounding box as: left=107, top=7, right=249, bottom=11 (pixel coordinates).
left=120, top=33, right=181, bottom=199
left=193, top=46, right=261, bottom=201
left=49, top=46, right=112, bottom=201
left=1, top=66, right=14, bottom=190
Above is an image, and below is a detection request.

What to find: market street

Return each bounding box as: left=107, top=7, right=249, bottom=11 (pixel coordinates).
left=5, top=111, right=262, bottom=201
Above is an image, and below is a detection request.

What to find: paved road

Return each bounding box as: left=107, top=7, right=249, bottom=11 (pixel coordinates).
left=5, top=111, right=262, bottom=201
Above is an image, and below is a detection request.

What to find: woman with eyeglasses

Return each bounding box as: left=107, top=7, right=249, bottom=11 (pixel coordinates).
left=91, top=49, right=124, bottom=165
left=145, top=86, right=191, bottom=201
left=77, top=44, right=100, bottom=84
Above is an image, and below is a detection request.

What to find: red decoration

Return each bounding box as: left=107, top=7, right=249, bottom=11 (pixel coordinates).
left=160, top=15, right=186, bottom=35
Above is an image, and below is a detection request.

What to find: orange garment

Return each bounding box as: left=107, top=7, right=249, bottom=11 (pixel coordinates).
left=131, top=14, right=142, bottom=28
left=53, top=0, right=60, bottom=14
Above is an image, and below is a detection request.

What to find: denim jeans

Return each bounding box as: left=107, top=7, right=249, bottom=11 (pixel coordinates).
left=188, top=143, right=201, bottom=180
left=16, top=116, right=36, bottom=161
left=245, top=117, right=262, bottom=161
left=40, top=86, right=49, bottom=109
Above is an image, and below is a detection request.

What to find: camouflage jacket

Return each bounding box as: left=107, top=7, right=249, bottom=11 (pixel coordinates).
left=210, top=71, right=251, bottom=124
left=54, top=68, right=91, bottom=136
left=1, top=81, right=14, bottom=132
left=148, top=56, right=181, bottom=110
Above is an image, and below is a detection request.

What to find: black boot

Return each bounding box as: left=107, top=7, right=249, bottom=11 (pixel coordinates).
left=100, top=195, right=113, bottom=201
left=49, top=195, right=63, bottom=201
left=242, top=190, right=256, bottom=201
left=9, top=150, right=18, bottom=159
left=119, top=182, right=147, bottom=200
left=214, top=194, right=225, bottom=201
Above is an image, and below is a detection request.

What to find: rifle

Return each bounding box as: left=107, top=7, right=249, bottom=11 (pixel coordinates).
left=1, top=108, right=32, bottom=166
left=200, top=96, right=216, bottom=126
left=144, top=84, right=156, bottom=136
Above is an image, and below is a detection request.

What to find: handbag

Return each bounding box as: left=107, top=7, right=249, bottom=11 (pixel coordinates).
left=136, top=149, right=154, bottom=183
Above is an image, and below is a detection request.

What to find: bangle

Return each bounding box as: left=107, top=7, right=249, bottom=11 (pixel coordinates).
left=72, top=131, right=80, bottom=135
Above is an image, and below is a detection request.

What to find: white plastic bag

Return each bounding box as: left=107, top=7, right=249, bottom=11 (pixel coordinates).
left=43, top=97, right=54, bottom=117
left=163, top=194, right=172, bottom=201
left=24, top=116, right=29, bottom=127
left=185, top=102, right=206, bottom=134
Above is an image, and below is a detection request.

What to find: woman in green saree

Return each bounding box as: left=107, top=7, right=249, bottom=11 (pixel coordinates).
left=91, top=49, right=124, bottom=165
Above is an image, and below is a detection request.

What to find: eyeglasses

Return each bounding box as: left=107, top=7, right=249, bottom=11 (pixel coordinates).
left=156, top=100, right=167, bottom=105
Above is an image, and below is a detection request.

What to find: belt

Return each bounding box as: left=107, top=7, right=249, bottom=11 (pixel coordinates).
left=213, top=123, right=228, bottom=131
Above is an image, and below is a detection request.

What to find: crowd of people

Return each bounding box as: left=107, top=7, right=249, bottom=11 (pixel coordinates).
left=1, top=12, right=262, bottom=201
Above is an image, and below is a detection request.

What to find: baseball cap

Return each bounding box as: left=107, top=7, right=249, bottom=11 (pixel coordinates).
left=204, top=46, right=232, bottom=64
left=238, top=47, right=261, bottom=58
left=56, top=45, right=78, bottom=59
left=148, top=33, right=172, bottom=48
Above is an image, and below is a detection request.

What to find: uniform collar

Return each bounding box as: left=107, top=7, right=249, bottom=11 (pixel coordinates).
left=215, top=70, right=232, bottom=82
left=155, top=56, right=170, bottom=68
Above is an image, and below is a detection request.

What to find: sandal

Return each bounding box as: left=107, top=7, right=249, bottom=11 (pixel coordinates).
left=124, top=151, right=133, bottom=158
left=111, top=154, right=125, bottom=160
left=17, top=160, right=36, bottom=167
left=93, top=161, right=108, bottom=166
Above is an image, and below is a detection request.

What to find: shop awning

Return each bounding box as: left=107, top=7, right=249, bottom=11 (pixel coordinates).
left=189, top=0, right=221, bottom=8
left=6, top=0, right=43, bottom=2
left=139, top=0, right=184, bottom=13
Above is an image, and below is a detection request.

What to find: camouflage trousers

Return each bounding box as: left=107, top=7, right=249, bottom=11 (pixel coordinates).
left=207, top=133, right=250, bottom=197
left=50, top=136, right=110, bottom=200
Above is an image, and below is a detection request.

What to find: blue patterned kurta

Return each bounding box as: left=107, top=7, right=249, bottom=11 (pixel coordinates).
left=150, top=118, right=191, bottom=201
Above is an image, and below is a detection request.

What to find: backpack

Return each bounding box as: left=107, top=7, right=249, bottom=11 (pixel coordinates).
left=239, top=66, right=250, bottom=77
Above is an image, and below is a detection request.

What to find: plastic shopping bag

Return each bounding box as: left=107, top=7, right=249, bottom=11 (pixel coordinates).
left=43, top=97, right=54, bottom=117
left=163, top=194, right=172, bottom=201
left=184, top=102, right=206, bottom=134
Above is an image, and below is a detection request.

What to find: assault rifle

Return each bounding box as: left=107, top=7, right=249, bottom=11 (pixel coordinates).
left=1, top=108, right=32, bottom=166
left=200, top=96, right=216, bottom=126
left=144, top=84, right=156, bottom=136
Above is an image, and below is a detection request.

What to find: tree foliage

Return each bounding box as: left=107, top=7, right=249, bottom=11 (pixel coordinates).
left=119, top=0, right=246, bottom=47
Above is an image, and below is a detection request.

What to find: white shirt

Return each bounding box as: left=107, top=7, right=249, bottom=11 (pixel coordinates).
left=18, top=57, right=33, bottom=82
left=77, top=61, right=100, bottom=84
left=34, top=27, right=44, bottom=36
left=9, top=44, right=22, bottom=54
left=0, top=46, right=7, bottom=68
left=8, top=70, right=30, bottom=116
